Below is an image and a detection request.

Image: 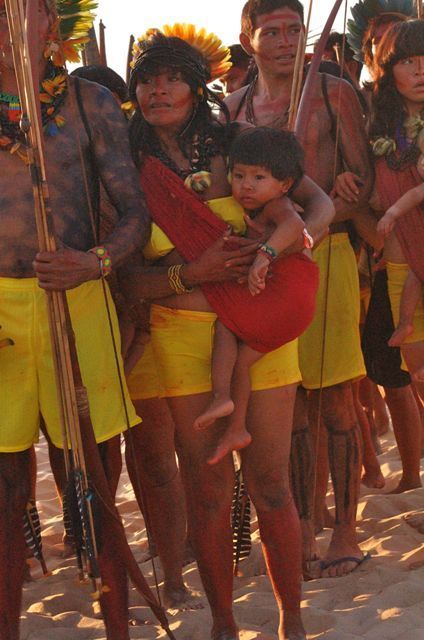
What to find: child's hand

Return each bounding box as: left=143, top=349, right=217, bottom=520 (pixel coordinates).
left=377, top=209, right=397, bottom=237
left=248, top=254, right=270, bottom=296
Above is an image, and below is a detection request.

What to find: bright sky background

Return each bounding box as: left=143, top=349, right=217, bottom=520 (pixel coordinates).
left=88, top=0, right=359, bottom=79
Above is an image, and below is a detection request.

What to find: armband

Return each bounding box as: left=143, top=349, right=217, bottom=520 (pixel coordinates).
left=168, top=264, right=194, bottom=295
left=257, top=243, right=277, bottom=261
left=88, top=245, right=112, bottom=277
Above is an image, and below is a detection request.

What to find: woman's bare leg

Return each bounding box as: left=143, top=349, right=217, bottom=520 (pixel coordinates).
left=168, top=393, right=238, bottom=640
left=124, top=399, right=192, bottom=608
left=389, top=272, right=422, bottom=346
left=384, top=385, right=422, bottom=492
left=242, top=384, right=305, bottom=640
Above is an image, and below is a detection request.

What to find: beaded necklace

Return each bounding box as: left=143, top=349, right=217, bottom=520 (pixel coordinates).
left=372, top=109, right=424, bottom=172
left=0, top=62, right=68, bottom=163
left=150, top=129, right=220, bottom=193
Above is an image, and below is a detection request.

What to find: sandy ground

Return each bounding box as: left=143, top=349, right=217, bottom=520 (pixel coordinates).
left=20, top=430, right=424, bottom=640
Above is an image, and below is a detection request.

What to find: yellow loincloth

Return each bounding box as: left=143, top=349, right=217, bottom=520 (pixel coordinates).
left=0, top=277, right=140, bottom=452
left=149, top=304, right=301, bottom=397
left=386, top=262, right=424, bottom=346
left=298, top=233, right=366, bottom=389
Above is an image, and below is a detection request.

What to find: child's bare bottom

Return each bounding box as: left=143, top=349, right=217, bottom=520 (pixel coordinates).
left=194, top=320, right=264, bottom=464
left=389, top=270, right=423, bottom=346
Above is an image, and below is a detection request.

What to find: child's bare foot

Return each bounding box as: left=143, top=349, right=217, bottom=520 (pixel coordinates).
left=207, top=429, right=252, bottom=465
left=388, top=322, right=414, bottom=346
left=194, top=396, right=235, bottom=430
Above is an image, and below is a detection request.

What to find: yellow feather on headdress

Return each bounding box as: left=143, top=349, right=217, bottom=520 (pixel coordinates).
left=133, top=23, right=232, bottom=81
left=44, top=0, right=97, bottom=65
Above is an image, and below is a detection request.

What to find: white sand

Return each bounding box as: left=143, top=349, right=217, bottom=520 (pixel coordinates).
left=20, top=432, right=424, bottom=639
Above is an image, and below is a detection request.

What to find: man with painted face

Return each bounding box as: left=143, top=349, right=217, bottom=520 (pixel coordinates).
left=226, top=0, right=377, bottom=579
left=0, top=1, right=150, bottom=637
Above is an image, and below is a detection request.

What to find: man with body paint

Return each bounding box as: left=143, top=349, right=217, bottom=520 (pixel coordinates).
left=226, top=0, right=379, bottom=578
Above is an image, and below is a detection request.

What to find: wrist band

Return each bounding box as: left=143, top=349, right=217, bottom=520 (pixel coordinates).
left=89, top=245, right=112, bottom=277
left=257, top=243, right=277, bottom=261
left=168, top=264, right=194, bottom=295
left=302, top=228, right=314, bottom=250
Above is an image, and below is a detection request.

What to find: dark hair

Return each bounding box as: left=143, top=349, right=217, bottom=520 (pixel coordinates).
left=229, top=44, right=251, bottom=70
left=319, top=31, right=357, bottom=64
left=128, top=31, right=230, bottom=168
left=70, top=65, right=128, bottom=103
left=229, top=127, right=304, bottom=193
left=371, top=20, right=424, bottom=138
left=362, top=13, right=407, bottom=70
left=241, top=0, right=304, bottom=36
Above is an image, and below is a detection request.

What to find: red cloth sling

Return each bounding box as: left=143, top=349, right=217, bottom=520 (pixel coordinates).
left=140, top=156, right=319, bottom=353
left=374, top=157, right=424, bottom=282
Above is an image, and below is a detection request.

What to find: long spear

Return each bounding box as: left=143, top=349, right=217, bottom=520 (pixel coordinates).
left=4, top=1, right=175, bottom=636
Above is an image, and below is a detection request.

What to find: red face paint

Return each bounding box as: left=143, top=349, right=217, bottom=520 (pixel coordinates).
left=248, top=8, right=303, bottom=76
left=136, top=70, right=195, bottom=130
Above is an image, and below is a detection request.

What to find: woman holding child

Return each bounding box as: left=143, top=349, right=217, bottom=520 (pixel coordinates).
left=370, top=19, right=424, bottom=393
left=123, top=26, right=333, bottom=640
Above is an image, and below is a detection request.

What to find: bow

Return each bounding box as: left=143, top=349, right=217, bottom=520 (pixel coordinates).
left=295, top=0, right=345, bottom=142
left=4, top=1, right=175, bottom=637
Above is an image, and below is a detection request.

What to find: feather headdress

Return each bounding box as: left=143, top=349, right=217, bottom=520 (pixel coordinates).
left=347, top=0, right=417, bottom=61
left=44, top=0, right=97, bottom=65
left=132, top=23, right=232, bottom=82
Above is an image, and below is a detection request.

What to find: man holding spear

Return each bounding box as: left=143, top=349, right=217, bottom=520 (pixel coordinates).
left=0, top=1, right=159, bottom=638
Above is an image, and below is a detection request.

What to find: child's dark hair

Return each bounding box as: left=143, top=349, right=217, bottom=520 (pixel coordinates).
left=241, top=0, right=304, bottom=36
left=229, top=127, right=304, bottom=193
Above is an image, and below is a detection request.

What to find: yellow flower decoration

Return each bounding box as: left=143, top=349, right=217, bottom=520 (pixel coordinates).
left=40, top=73, right=67, bottom=103
left=133, top=23, right=232, bottom=81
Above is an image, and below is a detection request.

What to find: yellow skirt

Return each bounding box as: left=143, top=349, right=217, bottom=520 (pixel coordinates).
left=131, top=304, right=301, bottom=399
left=298, top=234, right=365, bottom=389
left=0, top=277, right=140, bottom=452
